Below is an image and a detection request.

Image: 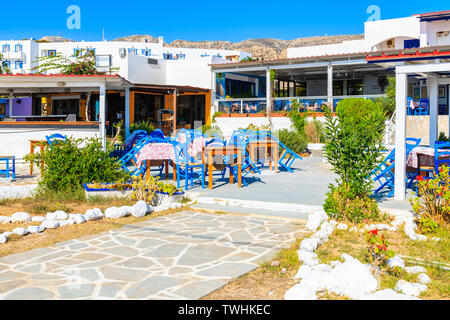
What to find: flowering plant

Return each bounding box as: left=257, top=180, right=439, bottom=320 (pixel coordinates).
left=411, top=166, right=450, bottom=233
left=363, top=229, right=395, bottom=270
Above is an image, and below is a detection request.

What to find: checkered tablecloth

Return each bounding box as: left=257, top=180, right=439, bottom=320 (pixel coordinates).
left=136, top=143, right=176, bottom=167
left=407, top=147, right=450, bottom=169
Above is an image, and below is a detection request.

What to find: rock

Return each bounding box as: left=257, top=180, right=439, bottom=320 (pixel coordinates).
left=405, top=266, right=426, bottom=274
left=0, top=234, right=8, bottom=244
left=27, top=226, right=45, bottom=234
left=93, top=208, right=104, bottom=218
left=295, top=265, right=312, bottom=279
left=329, top=260, right=342, bottom=268
left=40, top=220, right=60, bottom=229
left=13, top=227, right=29, bottom=236
left=281, top=268, right=287, bottom=273
left=416, top=234, right=428, bottom=241
left=84, top=209, right=101, bottom=221
left=360, top=289, right=421, bottom=300
left=349, top=227, right=358, bottom=232
left=395, top=280, right=427, bottom=297
left=105, top=207, right=131, bottom=219
left=431, top=237, right=441, bottom=242
left=31, top=216, right=46, bottom=223
left=387, top=256, right=405, bottom=269
left=404, top=220, right=419, bottom=240
left=46, top=211, right=68, bottom=221
left=300, top=238, right=320, bottom=252
left=319, top=221, right=335, bottom=237
left=271, top=261, right=280, bottom=268
left=68, top=214, right=86, bottom=224
left=297, top=250, right=318, bottom=265
left=131, top=201, right=153, bottom=218
left=376, top=224, right=396, bottom=232
left=310, top=229, right=329, bottom=244
left=306, top=211, right=328, bottom=232
left=337, top=223, right=348, bottom=231
left=11, top=212, right=31, bottom=223
left=59, top=220, right=75, bottom=227
left=0, top=216, right=11, bottom=224
left=329, top=220, right=338, bottom=227
left=285, top=284, right=318, bottom=300
left=324, top=257, right=378, bottom=299
left=418, top=273, right=431, bottom=284
left=2, top=232, right=12, bottom=238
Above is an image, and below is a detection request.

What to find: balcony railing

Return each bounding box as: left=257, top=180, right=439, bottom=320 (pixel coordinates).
left=2, top=51, right=25, bottom=60
left=217, top=94, right=387, bottom=114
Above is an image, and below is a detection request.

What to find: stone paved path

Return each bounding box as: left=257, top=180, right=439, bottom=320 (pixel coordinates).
left=0, top=211, right=307, bottom=300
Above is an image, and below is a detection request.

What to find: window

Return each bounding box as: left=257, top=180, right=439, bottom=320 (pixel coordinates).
left=176, top=54, right=186, bottom=59
left=201, top=54, right=210, bottom=57
left=15, top=44, right=23, bottom=52
left=2, top=44, right=10, bottom=53
left=128, top=48, right=137, bottom=55
left=163, top=53, right=173, bottom=60
left=73, top=49, right=82, bottom=57
left=15, top=61, right=23, bottom=69
left=141, top=49, right=151, bottom=56
left=86, top=48, right=95, bottom=55
left=347, top=79, right=364, bottom=95
left=404, top=39, right=420, bottom=49
left=2, top=61, right=11, bottom=69
left=225, top=79, right=255, bottom=98
left=48, top=50, right=57, bottom=57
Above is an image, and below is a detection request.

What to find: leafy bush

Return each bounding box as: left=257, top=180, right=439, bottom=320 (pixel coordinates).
left=276, top=129, right=308, bottom=155
left=24, top=137, right=127, bottom=192
left=201, top=124, right=223, bottom=138
left=324, top=185, right=381, bottom=223
left=131, top=176, right=159, bottom=204
left=130, top=121, right=155, bottom=135
left=323, top=98, right=386, bottom=221
left=438, top=132, right=450, bottom=142
left=374, top=76, right=395, bottom=117
left=411, top=167, right=450, bottom=234
left=288, top=110, right=308, bottom=135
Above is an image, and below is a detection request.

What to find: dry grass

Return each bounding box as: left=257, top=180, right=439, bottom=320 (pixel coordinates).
left=0, top=196, right=189, bottom=258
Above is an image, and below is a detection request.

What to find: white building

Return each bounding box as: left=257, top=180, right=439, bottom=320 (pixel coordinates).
left=287, top=12, right=450, bottom=58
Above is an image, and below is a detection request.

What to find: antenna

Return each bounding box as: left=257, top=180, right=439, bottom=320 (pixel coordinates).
left=102, top=28, right=105, bottom=41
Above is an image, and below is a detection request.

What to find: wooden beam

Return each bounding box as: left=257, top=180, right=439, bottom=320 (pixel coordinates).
left=173, top=90, right=177, bottom=136
left=205, top=92, right=212, bottom=126
left=129, top=91, right=135, bottom=125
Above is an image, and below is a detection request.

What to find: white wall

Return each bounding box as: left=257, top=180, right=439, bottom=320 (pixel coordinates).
left=287, top=40, right=370, bottom=59
left=0, top=128, right=100, bottom=160
left=424, top=20, right=450, bottom=46
left=165, top=57, right=213, bottom=89
left=364, top=16, right=420, bottom=49
left=0, top=40, right=38, bottom=74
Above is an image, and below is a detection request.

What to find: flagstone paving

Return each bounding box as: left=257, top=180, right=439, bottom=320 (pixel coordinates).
left=0, top=211, right=307, bottom=300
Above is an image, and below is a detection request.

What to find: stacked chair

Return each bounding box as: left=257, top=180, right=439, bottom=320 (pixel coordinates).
left=45, top=134, right=68, bottom=148
left=372, top=138, right=421, bottom=197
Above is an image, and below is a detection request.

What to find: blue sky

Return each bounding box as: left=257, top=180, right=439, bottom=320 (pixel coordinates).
left=0, top=1, right=448, bottom=42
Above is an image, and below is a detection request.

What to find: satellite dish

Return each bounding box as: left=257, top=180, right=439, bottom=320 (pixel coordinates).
left=119, top=48, right=126, bottom=58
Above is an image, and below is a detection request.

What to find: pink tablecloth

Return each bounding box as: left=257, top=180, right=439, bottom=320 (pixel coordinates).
left=175, top=134, right=206, bottom=158
left=407, top=147, right=450, bottom=168
left=136, top=143, right=176, bottom=167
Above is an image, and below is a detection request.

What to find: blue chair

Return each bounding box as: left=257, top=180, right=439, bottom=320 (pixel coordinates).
left=372, top=138, right=421, bottom=197
left=45, top=134, right=68, bottom=148
left=415, top=99, right=429, bottom=115
left=0, top=156, right=15, bottom=180
left=117, top=136, right=153, bottom=177
left=406, top=98, right=414, bottom=116
left=150, top=129, right=166, bottom=140
left=277, top=140, right=303, bottom=173
left=435, top=141, right=450, bottom=175
left=172, top=141, right=205, bottom=190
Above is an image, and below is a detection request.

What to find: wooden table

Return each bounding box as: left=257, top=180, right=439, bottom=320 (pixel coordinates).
left=29, top=140, right=48, bottom=175
left=249, top=140, right=279, bottom=172
left=202, top=146, right=242, bottom=190
left=145, top=160, right=170, bottom=181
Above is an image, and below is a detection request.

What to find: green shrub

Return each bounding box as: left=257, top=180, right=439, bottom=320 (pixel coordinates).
left=276, top=129, right=308, bottom=155
left=438, top=132, right=450, bottom=142
left=323, top=98, right=386, bottom=221
left=130, top=121, right=155, bottom=135
left=25, top=137, right=127, bottom=193
left=201, top=124, right=223, bottom=137
left=288, top=110, right=308, bottom=135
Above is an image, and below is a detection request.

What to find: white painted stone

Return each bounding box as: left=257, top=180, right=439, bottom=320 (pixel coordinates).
left=13, top=227, right=29, bottom=236
left=285, top=283, right=318, bottom=300
left=387, top=255, right=405, bottom=269
left=68, top=214, right=87, bottom=224
left=306, top=211, right=328, bottom=232
left=349, top=227, right=358, bottom=232
left=105, top=206, right=128, bottom=219
left=431, top=237, right=441, bottom=242
left=297, top=250, right=319, bottom=266
left=395, top=280, right=427, bottom=297
left=295, top=265, right=312, bottom=279
left=329, top=220, right=338, bottom=227
left=418, top=273, right=431, bottom=285
left=11, top=212, right=31, bottom=223
left=84, top=209, right=101, bottom=221
left=319, top=221, right=335, bottom=237
left=40, top=220, right=60, bottom=229
left=27, top=225, right=45, bottom=234
left=0, top=234, right=8, bottom=244
left=59, top=220, right=75, bottom=227
left=337, top=223, right=348, bottom=231
left=131, top=201, right=153, bottom=218
left=300, top=238, right=320, bottom=252
left=93, top=208, right=104, bottom=218
left=31, top=216, right=46, bottom=223
left=0, top=216, right=11, bottom=224
left=2, top=231, right=12, bottom=238
left=46, top=211, right=68, bottom=221
left=416, top=234, right=428, bottom=241
left=360, top=289, right=421, bottom=300
left=405, top=266, right=427, bottom=274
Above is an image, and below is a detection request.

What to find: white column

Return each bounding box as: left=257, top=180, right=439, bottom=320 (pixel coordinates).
left=9, top=92, right=13, bottom=117
left=124, top=87, right=130, bottom=138
left=428, top=76, right=438, bottom=147
left=327, top=63, right=333, bottom=106
left=266, top=68, right=272, bottom=116
left=394, top=71, right=408, bottom=201
left=99, top=84, right=106, bottom=151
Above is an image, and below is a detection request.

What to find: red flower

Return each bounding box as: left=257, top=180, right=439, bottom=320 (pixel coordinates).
left=417, top=176, right=424, bottom=181
left=377, top=245, right=387, bottom=252
left=369, top=229, right=378, bottom=235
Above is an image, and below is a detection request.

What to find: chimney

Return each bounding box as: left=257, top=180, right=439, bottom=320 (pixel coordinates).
left=158, top=37, right=164, bottom=46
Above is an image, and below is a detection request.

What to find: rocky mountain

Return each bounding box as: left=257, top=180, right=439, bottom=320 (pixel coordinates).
left=38, top=34, right=365, bottom=60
